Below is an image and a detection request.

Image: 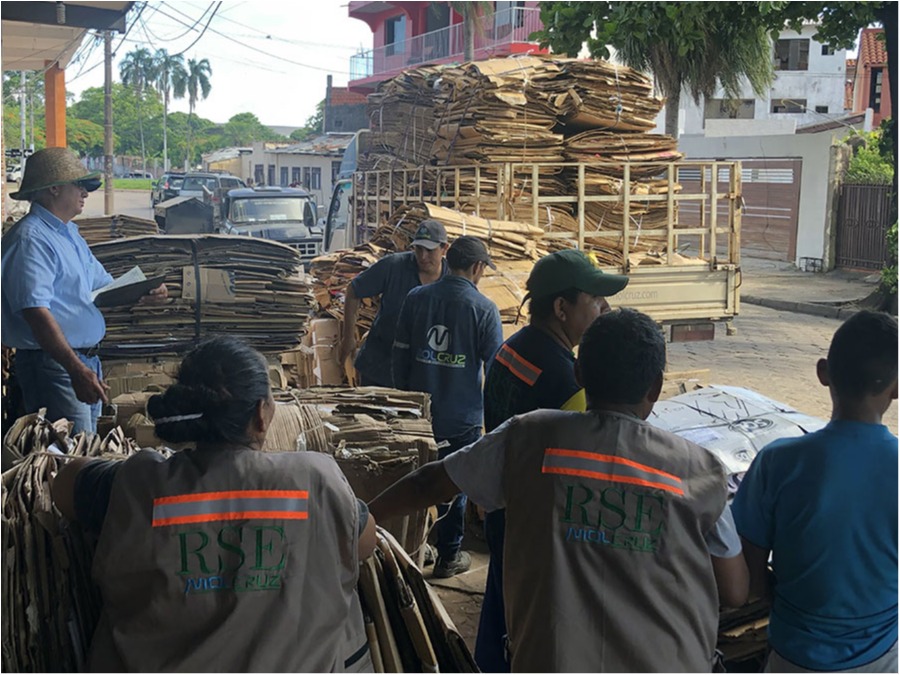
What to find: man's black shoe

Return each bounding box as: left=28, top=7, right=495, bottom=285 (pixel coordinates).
left=433, top=550, right=472, bottom=578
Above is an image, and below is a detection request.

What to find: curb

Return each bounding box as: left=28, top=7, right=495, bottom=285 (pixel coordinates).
left=741, top=295, right=860, bottom=320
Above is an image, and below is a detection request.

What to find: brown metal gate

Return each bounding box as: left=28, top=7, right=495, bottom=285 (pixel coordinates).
left=835, top=183, right=893, bottom=270
left=679, top=158, right=802, bottom=262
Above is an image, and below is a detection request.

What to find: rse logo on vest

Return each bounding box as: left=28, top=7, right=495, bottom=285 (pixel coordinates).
left=417, top=324, right=466, bottom=368
left=542, top=448, right=683, bottom=554
left=151, top=489, right=308, bottom=595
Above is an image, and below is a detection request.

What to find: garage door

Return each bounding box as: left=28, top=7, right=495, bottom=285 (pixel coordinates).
left=679, top=159, right=802, bottom=262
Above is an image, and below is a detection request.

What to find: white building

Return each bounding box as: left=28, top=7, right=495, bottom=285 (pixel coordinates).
left=243, top=134, right=355, bottom=209
left=660, top=24, right=849, bottom=137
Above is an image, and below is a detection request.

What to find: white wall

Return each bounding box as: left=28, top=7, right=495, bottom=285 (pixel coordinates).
left=245, top=143, right=342, bottom=210
left=655, top=25, right=848, bottom=136
left=678, top=130, right=845, bottom=266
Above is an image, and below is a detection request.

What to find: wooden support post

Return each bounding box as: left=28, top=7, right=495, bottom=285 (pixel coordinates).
left=43, top=62, right=66, bottom=148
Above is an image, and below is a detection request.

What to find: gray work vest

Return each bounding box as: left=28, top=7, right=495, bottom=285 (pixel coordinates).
left=501, top=409, right=727, bottom=672
left=89, top=448, right=371, bottom=672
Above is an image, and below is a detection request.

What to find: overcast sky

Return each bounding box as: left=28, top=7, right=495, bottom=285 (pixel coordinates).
left=65, top=1, right=374, bottom=128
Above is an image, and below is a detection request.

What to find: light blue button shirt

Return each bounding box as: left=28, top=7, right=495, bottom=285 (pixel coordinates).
left=1, top=203, right=114, bottom=350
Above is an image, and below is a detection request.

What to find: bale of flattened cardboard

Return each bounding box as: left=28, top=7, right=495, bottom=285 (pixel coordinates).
left=90, top=234, right=316, bottom=358
left=1, top=414, right=142, bottom=672
left=74, top=214, right=159, bottom=246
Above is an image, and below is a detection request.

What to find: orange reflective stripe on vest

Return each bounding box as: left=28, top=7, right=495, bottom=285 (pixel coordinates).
left=542, top=448, right=685, bottom=495
left=495, top=343, right=542, bottom=386
left=151, top=489, right=309, bottom=527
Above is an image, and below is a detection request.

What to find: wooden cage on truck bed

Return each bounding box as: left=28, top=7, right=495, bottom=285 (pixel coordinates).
left=348, top=159, right=742, bottom=332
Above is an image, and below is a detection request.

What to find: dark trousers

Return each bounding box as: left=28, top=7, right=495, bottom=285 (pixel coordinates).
left=475, top=508, right=510, bottom=672
left=434, top=428, right=481, bottom=560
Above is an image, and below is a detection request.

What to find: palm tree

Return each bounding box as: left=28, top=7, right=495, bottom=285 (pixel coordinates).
left=616, top=8, right=774, bottom=138
left=448, top=2, right=493, bottom=62
left=153, top=49, right=186, bottom=171
left=119, top=47, right=156, bottom=174
left=174, top=57, right=212, bottom=170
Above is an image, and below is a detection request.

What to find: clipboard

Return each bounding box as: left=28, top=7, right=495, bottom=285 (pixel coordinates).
left=94, top=275, right=167, bottom=308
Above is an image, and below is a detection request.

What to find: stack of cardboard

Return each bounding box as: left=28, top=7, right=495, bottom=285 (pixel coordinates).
left=1, top=416, right=142, bottom=671
left=90, top=235, right=316, bottom=358
left=361, top=55, right=691, bottom=262
left=74, top=214, right=160, bottom=245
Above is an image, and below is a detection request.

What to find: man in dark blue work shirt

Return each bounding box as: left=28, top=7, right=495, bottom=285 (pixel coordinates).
left=392, top=236, right=503, bottom=578
left=339, top=220, right=448, bottom=386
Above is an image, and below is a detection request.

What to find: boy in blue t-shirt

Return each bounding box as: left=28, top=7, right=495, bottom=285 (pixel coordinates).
left=732, top=310, right=898, bottom=672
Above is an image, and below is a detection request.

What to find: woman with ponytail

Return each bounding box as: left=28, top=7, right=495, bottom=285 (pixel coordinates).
left=53, top=336, right=376, bottom=672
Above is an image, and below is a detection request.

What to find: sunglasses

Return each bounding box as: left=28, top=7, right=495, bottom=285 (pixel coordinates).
left=73, top=178, right=102, bottom=192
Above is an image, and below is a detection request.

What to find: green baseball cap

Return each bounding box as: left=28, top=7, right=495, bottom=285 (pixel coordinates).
left=526, top=249, right=629, bottom=300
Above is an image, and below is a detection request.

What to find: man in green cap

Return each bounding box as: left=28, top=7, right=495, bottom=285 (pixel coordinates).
left=1, top=147, right=167, bottom=433
left=475, top=248, right=629, bottom=671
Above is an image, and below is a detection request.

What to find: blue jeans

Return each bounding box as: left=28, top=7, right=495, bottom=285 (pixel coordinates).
left=15, top=350, right=103, bottom=434
left=435, top=428, right=481, bottom=560
left=475, top=508, right=510, bottom=672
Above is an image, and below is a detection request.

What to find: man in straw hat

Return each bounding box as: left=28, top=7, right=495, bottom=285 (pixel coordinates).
left=2, top=147, right=167, bottom=433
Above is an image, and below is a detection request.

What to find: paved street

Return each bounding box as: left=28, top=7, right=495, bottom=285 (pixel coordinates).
left=81, top=187, right=154, bottom=221
left=669, top=304, right=897, bottom=433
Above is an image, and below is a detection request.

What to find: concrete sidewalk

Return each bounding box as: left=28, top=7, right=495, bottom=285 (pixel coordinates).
left=739, top=257, right=889, bottom=318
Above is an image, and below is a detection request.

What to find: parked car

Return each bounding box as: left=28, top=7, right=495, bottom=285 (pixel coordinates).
left=126, top=170, right=154, bottom=179
left=151, top=172, right=186, bottom=206
left=221, top=187, right=323, bottom=266
left=179, top=172, right=245, bottom=221
left=6, top=164, right=23, bottom=182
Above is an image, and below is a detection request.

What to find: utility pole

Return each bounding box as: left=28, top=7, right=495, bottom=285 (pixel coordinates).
left=19, top=71, right=26, bottom=155
left=104, top=30, right=114, bottom=215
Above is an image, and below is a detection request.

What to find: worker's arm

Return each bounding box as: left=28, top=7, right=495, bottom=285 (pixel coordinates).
left=51, top=457, right=96, bottom=521
left=740, top=537, right=772, bottom=603
left=338, top=283, right=362, bottom=366
left=705, top=503, right=749, bottom=607
left=370, top=420, right=512, bottom=521
left=358, top=509, right=378, bottom=560
left=712, top=553, right=750, bottom=608
left=369, top=461, right=460, bottom=523
left=22, top=307, right=108, bottom=405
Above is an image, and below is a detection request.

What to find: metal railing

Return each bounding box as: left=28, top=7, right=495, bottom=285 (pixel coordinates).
left=350, top=6, right=543, bottom=80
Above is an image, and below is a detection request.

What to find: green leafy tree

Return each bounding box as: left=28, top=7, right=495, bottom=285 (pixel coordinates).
left=68, top=83, right=164, bottom=158
left=66, top=117, right=104, bottom=156
left=223, top=112, right=281, bottom=146
left=534, top=2, right=775, bottom=137
left=153, top=49, right=187, bottom=171
left=174, top=57, right=212, bottom=170
left=119, top=47, right=157, bottom=171
left=844, top=129, right=894, bottom=183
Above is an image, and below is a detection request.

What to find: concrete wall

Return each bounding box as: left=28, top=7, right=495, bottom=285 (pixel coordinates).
left=679, top=130, right=845, bottom=267
left=244, top=143, right=342, bottom=210
left=659, top=25, right=848, bottom=136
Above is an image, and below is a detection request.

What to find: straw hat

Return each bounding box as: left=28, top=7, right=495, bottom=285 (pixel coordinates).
left=10, top=147, right=101, bottom=201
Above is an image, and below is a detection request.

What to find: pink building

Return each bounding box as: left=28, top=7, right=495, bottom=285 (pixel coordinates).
left=347, top=1, right=546, bottom=94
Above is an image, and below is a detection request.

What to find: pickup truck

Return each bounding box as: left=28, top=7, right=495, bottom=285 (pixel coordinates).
left=221, top=186, right=323, bottom=267
left=325, top=154, right=743, bottom=340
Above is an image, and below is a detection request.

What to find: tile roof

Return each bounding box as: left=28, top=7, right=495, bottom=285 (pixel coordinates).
left=859, top=28, right=887, bottom=67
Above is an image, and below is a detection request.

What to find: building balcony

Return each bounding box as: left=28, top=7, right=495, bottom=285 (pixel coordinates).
left=349, top=6, right=544, bottom=89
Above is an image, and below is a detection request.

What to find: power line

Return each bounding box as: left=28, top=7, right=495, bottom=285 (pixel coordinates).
left=151, top=4, right=351, bottom=75
left=172, top=2, right=221, bottom=57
